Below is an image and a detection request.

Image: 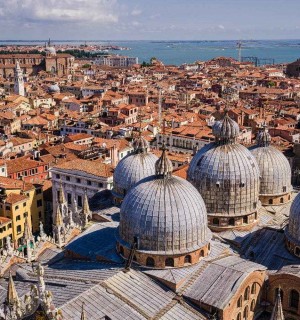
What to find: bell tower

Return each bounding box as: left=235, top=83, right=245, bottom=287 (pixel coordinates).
left=14, top=61, right=25, bottom=96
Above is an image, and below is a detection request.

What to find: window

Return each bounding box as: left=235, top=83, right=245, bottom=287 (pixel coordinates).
left=17, top=225, right=21, bottom=234
left=37, top=199, right=43, bottom=207
left=78, top=195, right=82, bottom=207
left=244, top=286, right=250, bottom=301
left=251, top=283, right=256, bottom=294
left=8, top=224, right=11, bottom=229
left=36, top=188, right=42, bottom=195
left=66, top=176, right=70, bottom=181
left=38, top=211, right=42, bottom=219
left=240, top=182, right=245, bottom=188
left=15, top=205, right=19, bottom=210
left=87, top=180, right=92, bottom=186
left=236, top=313, right=241, bottom=320
left=290, top=290, right=299, bottom=309
left=165, top=258, right=174, bottom=267
left=56, top=174, right=60, bottom=179
left=184, top=255, right=191, bottom=264
left=229, top=218, right=235, bottom=226
left=23, top=212, right=28, bottom=218
left=280, top=197, right=284, bottom=204
left=237, top=296, right=242, bottom=308
left=243, top=216, right=248, bottom=224
left=16, top=215, right=21, bottom=221
left=67, top=193, right=72, bottom=205
left=23, top=202, right=26, bottom=207
left=76, top=178, right=81, bottom=183
left=283, top=186, right=287, bottom=192
left=200, top=250, right=204, bottom=257
left=98, top=182, right=103, bottom=188
left=243, top=306, right=249, bottom=320
left=5, top=206, right=10, bottom=211
left=250, top=299, right=255, bottom=312
left=146, top=257, right=155, bottom=267
left=213, top=218, right=219, bottom=226
left=269, top=199, right=273, bottom=205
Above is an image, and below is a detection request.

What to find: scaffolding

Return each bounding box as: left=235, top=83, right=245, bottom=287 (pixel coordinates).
left=241, top=56, right=275, bottom=67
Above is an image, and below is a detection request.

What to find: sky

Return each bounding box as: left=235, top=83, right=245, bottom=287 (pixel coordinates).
left=0, top=0, right=299, bottom=40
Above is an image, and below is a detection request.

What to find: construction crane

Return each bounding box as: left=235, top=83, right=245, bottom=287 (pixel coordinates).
left=237, top=41, right=242, bottom=63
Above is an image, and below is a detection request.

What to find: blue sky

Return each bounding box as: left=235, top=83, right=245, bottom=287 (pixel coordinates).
left=0, top=0, right=299, bottom=40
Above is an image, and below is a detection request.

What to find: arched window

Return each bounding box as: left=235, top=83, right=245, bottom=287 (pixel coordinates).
left=237, top=295, right=242, bottom=308
left=251, top=283, right=256, bottom=294
left=250, top=299, right=255, bottom=311
left=236, top=312, right=241, bottom=320
left=269, top=199, right=273, bottom=205
left=213, top=218, right=219, bottom=226
left=229, top=218, right=235, bottom=226
left=243, top=306, right=249, bottom=320
left=280, top=197, right=284, bottom=204
left=244, top=286, right=250, bottom=300
left=200, top=250, right=204, bottom=257
left=119, top=246, right=124, bottom=256
left=288, top=194, right=291, bottom=200
left=146, top=257, right=155, bottom=267
left=290, top=290, right=299, bottom=309
left=184, top=255, right=191, bottom=264
left=165, top=257, right=174, bottom=267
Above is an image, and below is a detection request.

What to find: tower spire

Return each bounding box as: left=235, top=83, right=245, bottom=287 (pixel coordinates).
left=81, top=302, right=87, bottom=320
left=6, top=271, right=19, bottom=307
left=58, top=180, right=66, bottom=204
left=270, top=288, right=285, bottom=320
left=155, top=144, right=173, bottom=178
left=82, top=190, right=91, bottom=227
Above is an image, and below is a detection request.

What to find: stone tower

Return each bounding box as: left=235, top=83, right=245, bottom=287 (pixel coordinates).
left=14, top=61, right=25, bottom=96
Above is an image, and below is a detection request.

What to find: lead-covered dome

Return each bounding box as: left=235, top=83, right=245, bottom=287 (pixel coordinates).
left=285, top=193, right=300, bottom=256
left=117, top=148, right=211, bottom=268
left=250, top=126, right=292, bottom=205
left=188, top=112, right=260, bottom=230
left=112, top=136, right=158, bottom=203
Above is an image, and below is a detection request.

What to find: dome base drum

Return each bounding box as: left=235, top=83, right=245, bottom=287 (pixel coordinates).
left=116, top=238, right=211, bottom=269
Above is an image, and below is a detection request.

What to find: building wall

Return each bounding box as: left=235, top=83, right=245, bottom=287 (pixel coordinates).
left=222, top=270, right=266, bottom=320
left=268, top=273, right=300, bottom=319
left=0, top=197, right=32, bottom=246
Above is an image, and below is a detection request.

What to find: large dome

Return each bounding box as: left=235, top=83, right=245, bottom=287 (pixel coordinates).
left=117, top=148, right=211, bottom=268
left=188, top=112, right=260, bottom=230
left=250, top=127, right=292, bottom=205
left=285, top=193, right=300, bottom=256
left=112, top=136, right=158, bottom=202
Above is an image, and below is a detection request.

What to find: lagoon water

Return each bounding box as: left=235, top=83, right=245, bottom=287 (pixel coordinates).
left=1, top=39, right=300, bottom=65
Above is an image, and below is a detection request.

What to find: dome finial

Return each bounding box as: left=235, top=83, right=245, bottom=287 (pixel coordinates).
left=155, top=143, right=173, bottom=178
left=256, top=123, right=271, bottom=147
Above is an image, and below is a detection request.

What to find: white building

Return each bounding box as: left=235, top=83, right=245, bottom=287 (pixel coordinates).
left=94, top=55, right=138, bottom=67
left=50, top=159, right=113, bottom=214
